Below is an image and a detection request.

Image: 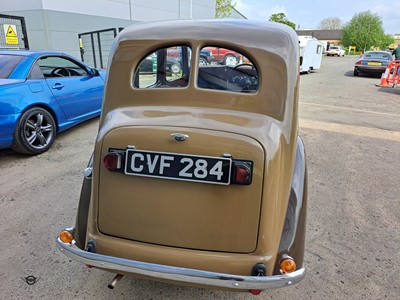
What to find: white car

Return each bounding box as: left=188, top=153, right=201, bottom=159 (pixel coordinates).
left=326, top=46, right=345, bottom=57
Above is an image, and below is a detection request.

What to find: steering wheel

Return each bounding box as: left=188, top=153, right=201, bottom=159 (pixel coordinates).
left=226, top=64, right=258, bottom=93
left=50, top=67, right=71, bottom=77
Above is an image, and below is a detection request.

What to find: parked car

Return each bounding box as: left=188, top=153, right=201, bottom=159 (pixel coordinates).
left=0, top=50, right=106, bottom=155
left=326, top=45, right=345, bottom=57
left=56, top=19, right=307, bottom=295
left=203, top=46, right=241, bottom=66
left=198, top=48, right=213, bottom=65
left=353, top=51, right=393, bottom=76
left=139, top=48, right=213, bottom=75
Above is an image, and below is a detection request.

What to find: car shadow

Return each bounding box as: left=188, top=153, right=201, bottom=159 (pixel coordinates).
left=344, top=70, right=381, bottom=78
left=376, top=86, right=400, bottom=95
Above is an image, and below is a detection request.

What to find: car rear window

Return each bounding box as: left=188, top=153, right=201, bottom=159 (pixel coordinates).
left=0, top=54, right=24, bottom=79
left=364, top=52, right=392, bottom=60
left=198, top=46, right=259, bottom=94
left=134, top=45, right=191, bottom=89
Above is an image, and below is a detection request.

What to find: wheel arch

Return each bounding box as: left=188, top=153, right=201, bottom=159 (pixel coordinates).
left=18, top=103, right=60, bottom=132
left=74, top=153, right=94, bottom=249
left=273, top=136, right=308, bottom=274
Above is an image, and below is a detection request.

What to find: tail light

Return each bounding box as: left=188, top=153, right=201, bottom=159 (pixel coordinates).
left=355, top=60, right=362, bottom=65
left=231, top=160, right=253, bottom=185
left=103, top=151, right=125, bottom=171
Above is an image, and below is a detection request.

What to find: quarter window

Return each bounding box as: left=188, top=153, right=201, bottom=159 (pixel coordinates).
left=0, top=54, right=24, bottom=79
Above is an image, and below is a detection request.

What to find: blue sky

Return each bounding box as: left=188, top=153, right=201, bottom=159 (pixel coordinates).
left=235, top=0, right=400, bottom=34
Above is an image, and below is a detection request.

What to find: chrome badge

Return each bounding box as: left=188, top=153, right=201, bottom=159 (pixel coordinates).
left=170, top=133, right=189, bottom=142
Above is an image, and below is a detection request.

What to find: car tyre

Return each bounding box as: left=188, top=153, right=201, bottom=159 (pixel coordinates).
left=199, top=57, right=208, bottom=66
left=12, top=107, right=56, bottom=155
left=353, top=68, right=359, bottom=77
left=223, top=54, right=238, bottom=66
left=171, top=62, right=182, bottom=74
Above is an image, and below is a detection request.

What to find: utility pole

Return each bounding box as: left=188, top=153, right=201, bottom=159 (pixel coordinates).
left=364, top=23, right=371, bottom=53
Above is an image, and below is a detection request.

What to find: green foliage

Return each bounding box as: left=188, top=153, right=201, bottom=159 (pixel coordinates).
left=215, top=0, right=237, bottom=19
left=269, top=13, right=296, bottom=30
left=381, top=34, right=395, bottom=49
left=341, top=11, right=392, bottom=52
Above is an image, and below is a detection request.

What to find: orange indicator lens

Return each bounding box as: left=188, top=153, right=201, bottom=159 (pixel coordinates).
left=280, top=258, right=297, bottom=274
left=59, top=230, right=74, bottom=243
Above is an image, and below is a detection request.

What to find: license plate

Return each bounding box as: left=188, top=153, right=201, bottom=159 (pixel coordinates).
left=125, top=149, right=232, bottom=185
left=368, top=62, right=381, bottom=66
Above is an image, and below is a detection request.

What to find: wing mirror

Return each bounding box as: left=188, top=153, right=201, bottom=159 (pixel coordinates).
left=89, top=68, right=100, bottom=77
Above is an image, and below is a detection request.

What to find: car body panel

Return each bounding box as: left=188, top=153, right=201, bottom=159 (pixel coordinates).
left=98, top=123, right=265, bottom=253
left=0, top=50, right=105, bottom=152
left=57, top=19, right=307, bottom=292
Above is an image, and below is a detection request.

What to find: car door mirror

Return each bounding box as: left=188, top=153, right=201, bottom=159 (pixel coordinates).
left=89, top=68, right=100, bottom=77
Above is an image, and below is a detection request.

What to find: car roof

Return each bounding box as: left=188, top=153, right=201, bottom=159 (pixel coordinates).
left=104, top=19, right=300, bottom=123
left=115, top=19, right=297, bottom=60
left=0, top=50, right=68, bottom=59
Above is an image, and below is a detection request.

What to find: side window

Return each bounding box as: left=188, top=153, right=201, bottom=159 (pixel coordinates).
left=28, top=62, right=45, bottom=79
left=317, top=45, right=322, bottom=54
left=198, top=46, right=259, bottom=94
left=37, top=56, right=89, bottom=78
left=134, top=46, right=191, bottom=89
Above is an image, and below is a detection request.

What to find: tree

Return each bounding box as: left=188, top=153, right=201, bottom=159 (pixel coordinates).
left=215, top=0, right=236, bottom=19
left=269, top=13, right=296, bottom=30
left=341, top=11, right=391, bottom=52
left=318, top=17, right=343, bottom=30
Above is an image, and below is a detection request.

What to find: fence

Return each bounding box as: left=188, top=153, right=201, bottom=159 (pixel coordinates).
left=0, top=13, right=29, bottom=49
left=79, top=28, right=123, bottom=68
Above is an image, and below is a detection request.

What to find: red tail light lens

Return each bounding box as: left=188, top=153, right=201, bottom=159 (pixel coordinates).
left=355, top=60, right=362, bottom=65
left=250, top=289, right=262, bottom=295
left=103, top=152, right=123, bottom=171
left=231, top=160, right=253, bottom=185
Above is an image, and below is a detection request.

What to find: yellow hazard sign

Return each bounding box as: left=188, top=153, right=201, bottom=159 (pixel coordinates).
left=3, top=24, right=19, bottom=45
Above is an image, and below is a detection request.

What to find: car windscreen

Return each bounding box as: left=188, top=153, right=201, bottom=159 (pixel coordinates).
left=0, top=54, right=24, bottom=79
left=364, top=52, right=392, bottom=60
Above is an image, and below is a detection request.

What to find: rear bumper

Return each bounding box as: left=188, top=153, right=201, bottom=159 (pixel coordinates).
left=354, top=66, right=386, bottom=73
left=56, top=237, right=306, bottom=290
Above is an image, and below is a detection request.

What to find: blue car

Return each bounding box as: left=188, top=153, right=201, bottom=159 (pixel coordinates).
left=0, top=50, right=106, bottom=155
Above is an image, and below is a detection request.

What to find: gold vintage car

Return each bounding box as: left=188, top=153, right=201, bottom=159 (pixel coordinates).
left=56, top=19, right=307, bottom=295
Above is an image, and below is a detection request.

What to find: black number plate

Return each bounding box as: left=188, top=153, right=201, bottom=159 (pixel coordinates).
left=125, top=149, right=232, bottom=185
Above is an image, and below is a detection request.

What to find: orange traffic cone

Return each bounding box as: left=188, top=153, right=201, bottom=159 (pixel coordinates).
left=376, top=67, right=390, bottom=87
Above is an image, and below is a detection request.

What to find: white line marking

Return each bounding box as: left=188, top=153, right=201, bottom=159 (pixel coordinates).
left=300, top=102, right=400, bottom=118
left=299, top=119, right=400, bottom=142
